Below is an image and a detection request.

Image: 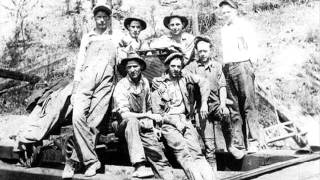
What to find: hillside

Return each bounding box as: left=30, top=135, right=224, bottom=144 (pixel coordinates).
left=0, top=0, right=319, bottom=145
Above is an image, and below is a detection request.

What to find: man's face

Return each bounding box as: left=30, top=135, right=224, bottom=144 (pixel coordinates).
left=221, top=5, right=237, bottom=23
left=169, top=17, right=183, bottom=36
left=168, top=58, right=182, bottom=79
left=94, top=11, right=109, bottom=30
left=196, top=41, right=211, bottom=63
left=128, top=20, right=142, bottom=39
left=126, top=60, right=142, bottom=80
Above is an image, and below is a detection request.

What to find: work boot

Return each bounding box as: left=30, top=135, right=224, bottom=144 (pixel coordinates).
left=132, top=163, right=154, bottom=178
left=84, top=161, right=101, bottom=177
left=62, top=160, right=75, bottom=179
left=228, top=146, right=245, bottom=159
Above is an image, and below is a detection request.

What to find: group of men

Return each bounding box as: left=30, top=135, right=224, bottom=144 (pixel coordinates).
left=11, top=0, right=264, bottom=179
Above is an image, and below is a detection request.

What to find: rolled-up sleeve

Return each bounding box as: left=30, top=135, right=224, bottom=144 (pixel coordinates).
left=184, top=72, right=210, bottom=105
left=217, top=64, right=227, bottom=89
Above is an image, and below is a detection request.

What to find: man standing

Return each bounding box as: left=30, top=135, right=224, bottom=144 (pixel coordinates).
left=151, top=14, right=195, bottom=65
left=117, top=17, right=148, bottom=77
left=113, top=52, right=174, bottom=179
left=219, top=0, right=264, bottom=151
left=152, top=53, right=216, bottom=180
left=184, top=36, right=245, bottom=171
left=63, top=3, right=117, bottom=178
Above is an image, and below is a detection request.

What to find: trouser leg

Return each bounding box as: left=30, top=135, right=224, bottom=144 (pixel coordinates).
left=17, top=84, right=73, bottom=144
left=184, top=122, right=216, bottom=180
left=223, top=64, right=246, bottom=149
left=162, top=124, right=201, bottom=180
left=237, top=62, right=261, bottom=142
left=71, top=91, right=99, bottom=166
left=117, top=117, right=146, bottom=165
left=140, top=130, right=174, bottom=180
left=199, top=115, right=216, bottom=171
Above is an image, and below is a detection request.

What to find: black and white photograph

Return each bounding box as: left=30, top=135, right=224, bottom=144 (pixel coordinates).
left=0, top=0, right=319, bottom=179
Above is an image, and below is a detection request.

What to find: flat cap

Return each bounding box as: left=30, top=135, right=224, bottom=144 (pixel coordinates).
left=219, top=0, right=238, bottom=9
left=92, top=3, right=112, bottom=16
left=194, top=35, right=212, bottom=48
left=164, top=52, right=184, bottom=65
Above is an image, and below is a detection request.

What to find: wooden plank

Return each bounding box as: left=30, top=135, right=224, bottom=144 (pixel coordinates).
left=222, top=153, right=320, bottom=180
left=0, top=69, right=40, bottom=84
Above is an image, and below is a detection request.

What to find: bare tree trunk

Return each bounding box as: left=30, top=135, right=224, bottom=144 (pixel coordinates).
left=191, top=0, right=199, bottom=35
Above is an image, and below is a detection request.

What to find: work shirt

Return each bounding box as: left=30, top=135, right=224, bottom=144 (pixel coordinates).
left=118, top=34, right=144, bottom=51
left=184, top=59, right=226, bottom=96
left=163, top=79, right=186, bottom=114
left=152, top=72, right=209, bottom=116
left=74, top=29, right=115, bottom=82
left=221, top=17, right=258, bottom=64
left=150, top=32, right=195, bottom=64
left=117, top=34, right=148, bottom=63
left=113, top=75, right=151, bottom=114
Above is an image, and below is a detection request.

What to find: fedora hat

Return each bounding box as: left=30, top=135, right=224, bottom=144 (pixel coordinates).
left=92, top=3, right=112, bottom=16
left=163, top=14, right=188, bottom=29
left=124, top=17, right=147, bottom=31
left=118, top=52, right=146, bottom=76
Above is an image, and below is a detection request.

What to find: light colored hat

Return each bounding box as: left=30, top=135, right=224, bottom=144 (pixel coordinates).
left=118, top=51, right=146, bottom=76
left=124, top=17, right=147, bottom=31
left=163, top=14, right=188, bottom=29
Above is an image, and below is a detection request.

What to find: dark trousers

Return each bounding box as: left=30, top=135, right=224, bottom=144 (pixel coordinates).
left=223, top=61, right=261, bottom=149
left=198, top=94, right=233, bottom=168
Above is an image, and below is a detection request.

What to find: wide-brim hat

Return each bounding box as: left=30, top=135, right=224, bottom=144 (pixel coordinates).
left=219, top=0, right=238, bottom=9
left=163, top=15, right=188, bottom=29
left=124, top=17, right=147, bottom=31
left=92, top=3, right=112, bottom=16
left=194, top=35, right=212, bottom=48
left=164, top=52, right=184, bottom=66
left=118, top=52, right=146, bottom=76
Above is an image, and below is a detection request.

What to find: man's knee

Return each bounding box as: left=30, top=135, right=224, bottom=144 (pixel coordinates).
left=123, top=117, right=140, bottom=135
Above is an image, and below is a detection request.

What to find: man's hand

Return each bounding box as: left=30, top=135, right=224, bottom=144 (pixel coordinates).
left=218, top=104, right=229, bottom=117
left=148, top=114, right=163, bottom=124
left=200, top=104, right=208, bottom=119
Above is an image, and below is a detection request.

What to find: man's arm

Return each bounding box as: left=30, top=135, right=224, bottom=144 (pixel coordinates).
left=184, top=72, right=210, bottom=119
left=185, top=73, right=210, bottom=106
left=72, top=35, right=89, bottom=94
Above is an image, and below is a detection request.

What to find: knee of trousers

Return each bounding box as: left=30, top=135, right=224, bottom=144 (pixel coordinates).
left=124, top=117, right=140, bottom=133
left=72, top=113, right=87, bottom=128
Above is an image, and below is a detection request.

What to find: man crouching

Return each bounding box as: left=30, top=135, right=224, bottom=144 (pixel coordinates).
left=113, top=52, right=174, bottom=179
left=152, top=53, right=216, bottom=180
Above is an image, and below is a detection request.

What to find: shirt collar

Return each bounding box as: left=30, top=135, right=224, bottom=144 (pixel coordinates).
left=167, top=32, right=188, bottom=41
left=126, top=74, right=145, bottom=86
left=87, top=28, right=109, bottom=37
left=197, top=58, right=213, bottom=70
